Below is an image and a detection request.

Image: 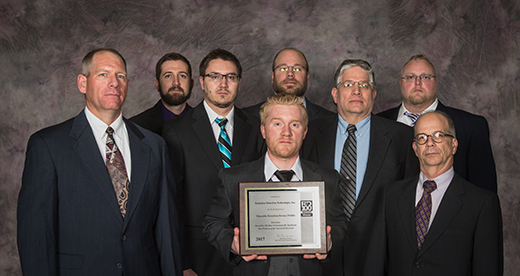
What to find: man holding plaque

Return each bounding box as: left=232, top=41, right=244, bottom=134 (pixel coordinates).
left=203, top=93, right=344, bottom=276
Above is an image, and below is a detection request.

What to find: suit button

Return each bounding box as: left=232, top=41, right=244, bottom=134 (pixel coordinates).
left=122, top=235, right=127, bottom=241
left=415, top=262, right=421, bottom=268
left=289, top=258, right=293, bottom=263
left=117, top=262, right=123, bottom=269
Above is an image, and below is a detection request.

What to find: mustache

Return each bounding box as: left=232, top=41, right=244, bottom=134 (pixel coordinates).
left=168, top=85, right=184, bottom=93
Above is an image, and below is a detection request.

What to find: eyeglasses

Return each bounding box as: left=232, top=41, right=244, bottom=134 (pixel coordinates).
left=273, top=65, right=306, bottom=73
left=204, top=73, right=240, bottom=83
left=414, top=131, right=454, bottom=145
left=401, top=74, right=436, bottom=83
left=337, top=80, right=372, bottom=91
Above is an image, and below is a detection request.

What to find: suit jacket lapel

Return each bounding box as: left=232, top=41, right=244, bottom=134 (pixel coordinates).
left=417, top=175, right=464, bottom=256
left=396, top=176, right=421, bottom=253
left=230, top=109, right=252, bottom=166
left=357, top=115, right=391, bottom=205
left=192, top=104, right=223, bottom=171
left=71, top=111, right=124, bottom=223
left=315, top=116, right=338, bottom=168
left=122, top=120, right=149, bottom=228
left=244, top=157, right=267, bottom=181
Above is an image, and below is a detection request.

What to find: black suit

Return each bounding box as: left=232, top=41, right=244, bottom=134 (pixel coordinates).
left=203, top=157, right=345, bottom=276
left=372, top=173, right=503, bottom=276
left=162, top=102, right=265, bottom=275
left=243, top=98, right=334, bottom=120
left=377, top=101, right=497, bottom=193
left=130, top=100, right=191, bottom=135
left=301, top=114, right=419, bottom=276
left=18, top=110, right=182, bottom=276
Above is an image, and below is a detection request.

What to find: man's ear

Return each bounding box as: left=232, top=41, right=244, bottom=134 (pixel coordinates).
left=78, top=75, right=87, bottom=95
left=260, top=125, right=266, bottom=139
left=154, top=79, right=160, bottom=92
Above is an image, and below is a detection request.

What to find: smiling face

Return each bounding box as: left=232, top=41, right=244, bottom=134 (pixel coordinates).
left=331, top=66, right=376, bottom=124
left=156, top=59, right=193, bottom=106
left=78, top=50, right=128, bottom=124
left=261, top=104, right=307, bottom=163
left=400, top=59, right=437, bottom=112
left=271, top=49, right=309, bottom=97
left=413, top=112, right=458, bottom=178
left=200, top=58, right=240, bottom=115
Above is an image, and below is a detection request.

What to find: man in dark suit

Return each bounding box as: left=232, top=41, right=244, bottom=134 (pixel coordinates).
left=301, top=59, right=419, bottom=275
left=377, top=55, right=497, bottom=193
left=203, top=93, right=345, bottom=276
left=162, top=49, right=265, bottom=276
left=17, top=48, right=182, bottom=275
left=131, top=52, right=193, bottom=135
left=371, top=111, right=503, bottom=275
left=243, top=48, right=333, bottom=120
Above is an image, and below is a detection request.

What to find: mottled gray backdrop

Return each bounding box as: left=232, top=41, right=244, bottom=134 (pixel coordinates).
left=1, top=0, right=519, bottom=275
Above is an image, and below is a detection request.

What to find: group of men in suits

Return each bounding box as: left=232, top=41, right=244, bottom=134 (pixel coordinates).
left=17, top=46, right=503, bottom=276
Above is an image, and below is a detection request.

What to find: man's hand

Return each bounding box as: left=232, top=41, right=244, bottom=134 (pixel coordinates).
left=303, top=225, right=331, bottom=260
left=231, top=227, right=268, bottom=262
left=183, top=269, right=198, bottom=276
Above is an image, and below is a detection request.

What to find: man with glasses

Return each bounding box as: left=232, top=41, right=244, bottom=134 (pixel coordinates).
left=301, top=59, right=419, bottom=275
left=378, top=55, right=497, bottom=193
left=367, top=111, right=503, bottom=275
left=243, top=48, right=333, bottom=120
left=162, top=49, right=265, bottom=276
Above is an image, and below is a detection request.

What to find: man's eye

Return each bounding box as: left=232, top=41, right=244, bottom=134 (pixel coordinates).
left=228, top=75, right=236, bottom=81
left=422, top=75, right=430, bottom=81
left=180, top=74, right=188, bottom=79
left=360, top=84, right=367, bottom=89
left=344, top=83, right=353, bottom=88
left=279, top=67, right=288, bottom=72
left=99, top=73, right=107, bottom=77
left=211, top=75, right=220, bottom=80
left=293, top=67, right=301, bottom=72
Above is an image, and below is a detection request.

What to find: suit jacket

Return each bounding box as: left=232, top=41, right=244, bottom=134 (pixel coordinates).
left=243, top=98, right=334, bottom=121
left=377, top=101, right=497, bottom=193
left=202, top=157, right=346, bottom=276
left=301, top=114, right=419, bottom=276
left=376, top=173, right=503, bottom=276
left=162, top=102, right=265, bottom=275
left=130, top=100, right=191, bottom=135
left=17, top=110, right=182, bottom=276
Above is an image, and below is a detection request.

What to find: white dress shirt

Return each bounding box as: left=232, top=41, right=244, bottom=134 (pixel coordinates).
left=203, top=100, right=235, bottom=144
left=397, top=98, right=439, bottom=126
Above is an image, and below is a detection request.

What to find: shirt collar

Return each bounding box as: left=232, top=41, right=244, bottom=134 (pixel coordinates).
left=203, top=100, right=235, bottom=127
left=418, top=166, right=455, bottom=193
left=264, top=153, right=303, bottom=181
left=337, top=113, right=371, bottom=136
left=84, top=107, right=124, bottom=139
left=398, top=98, right=438, bottom=117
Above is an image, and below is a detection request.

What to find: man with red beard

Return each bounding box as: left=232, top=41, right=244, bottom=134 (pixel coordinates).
left=243, top=48, right=333, bottom=120
left=377, top=55, right=497, bottom=193
left=203, top=93, right=344, bottom=276
left=163, top=49, right=265, bottom=276
left=131, top=52, right=193, bottom=135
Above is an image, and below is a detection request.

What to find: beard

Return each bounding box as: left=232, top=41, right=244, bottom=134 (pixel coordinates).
left=160, top=85, right=191, bottom=106
left=273, top=79, right=307, bottom=97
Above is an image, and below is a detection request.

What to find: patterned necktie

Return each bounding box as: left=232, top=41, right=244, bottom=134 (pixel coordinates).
left=415, top=180, right=437, bottom=250
left=339, top=124, right=357, bottom=222
left=215, top=118, right=232, bottom=168
left=404, top=111, right=421, bottom=126
left=105, top=127, right=130, bottom=217
left=274, top=170, right=295, bottom=182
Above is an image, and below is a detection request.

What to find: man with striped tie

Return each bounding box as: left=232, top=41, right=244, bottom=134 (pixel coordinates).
left=301, top=59, right=419, bottom=275
left=369, top=111, right=503, bottom=275
left=162, top=49, right=265, bottom=276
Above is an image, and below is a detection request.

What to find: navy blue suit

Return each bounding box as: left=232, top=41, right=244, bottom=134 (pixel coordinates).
left=377, top=101, right=497, bottom=193
left=18, top=110, right=182, bottom=276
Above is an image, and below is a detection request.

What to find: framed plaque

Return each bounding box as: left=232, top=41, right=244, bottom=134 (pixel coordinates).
left=238, top=181, right=326, bottom=255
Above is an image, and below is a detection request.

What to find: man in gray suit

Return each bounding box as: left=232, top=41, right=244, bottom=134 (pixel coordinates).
left=18, top=48, right=182, bottom=275
left=302, top=59, right=419, bottom=275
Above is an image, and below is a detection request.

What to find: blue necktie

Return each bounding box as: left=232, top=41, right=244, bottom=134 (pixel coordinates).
left=215, top=118, right=232, bottom=168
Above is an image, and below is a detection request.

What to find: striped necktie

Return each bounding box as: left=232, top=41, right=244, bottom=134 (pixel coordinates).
left=404, top=111, right=421, bottom=126
left=339, top=124, right=357, bottom=222
left=215, top=118, right=232, bottom=168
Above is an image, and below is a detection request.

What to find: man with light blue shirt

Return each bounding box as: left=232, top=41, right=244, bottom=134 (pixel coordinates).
left=302, top=59, right=419, bottom=276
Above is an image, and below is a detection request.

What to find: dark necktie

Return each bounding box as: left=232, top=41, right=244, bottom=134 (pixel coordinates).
left=404, top=111, right=421, bottom=126
left=339, top=124, right=357, bottom=222
left=274, top=170, right=295, bottom=182
left=105, top=127, right=130, bottom=217
left=215, top=118, right=232, bottom=168
left=415, top=180, right=437, bottom=250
